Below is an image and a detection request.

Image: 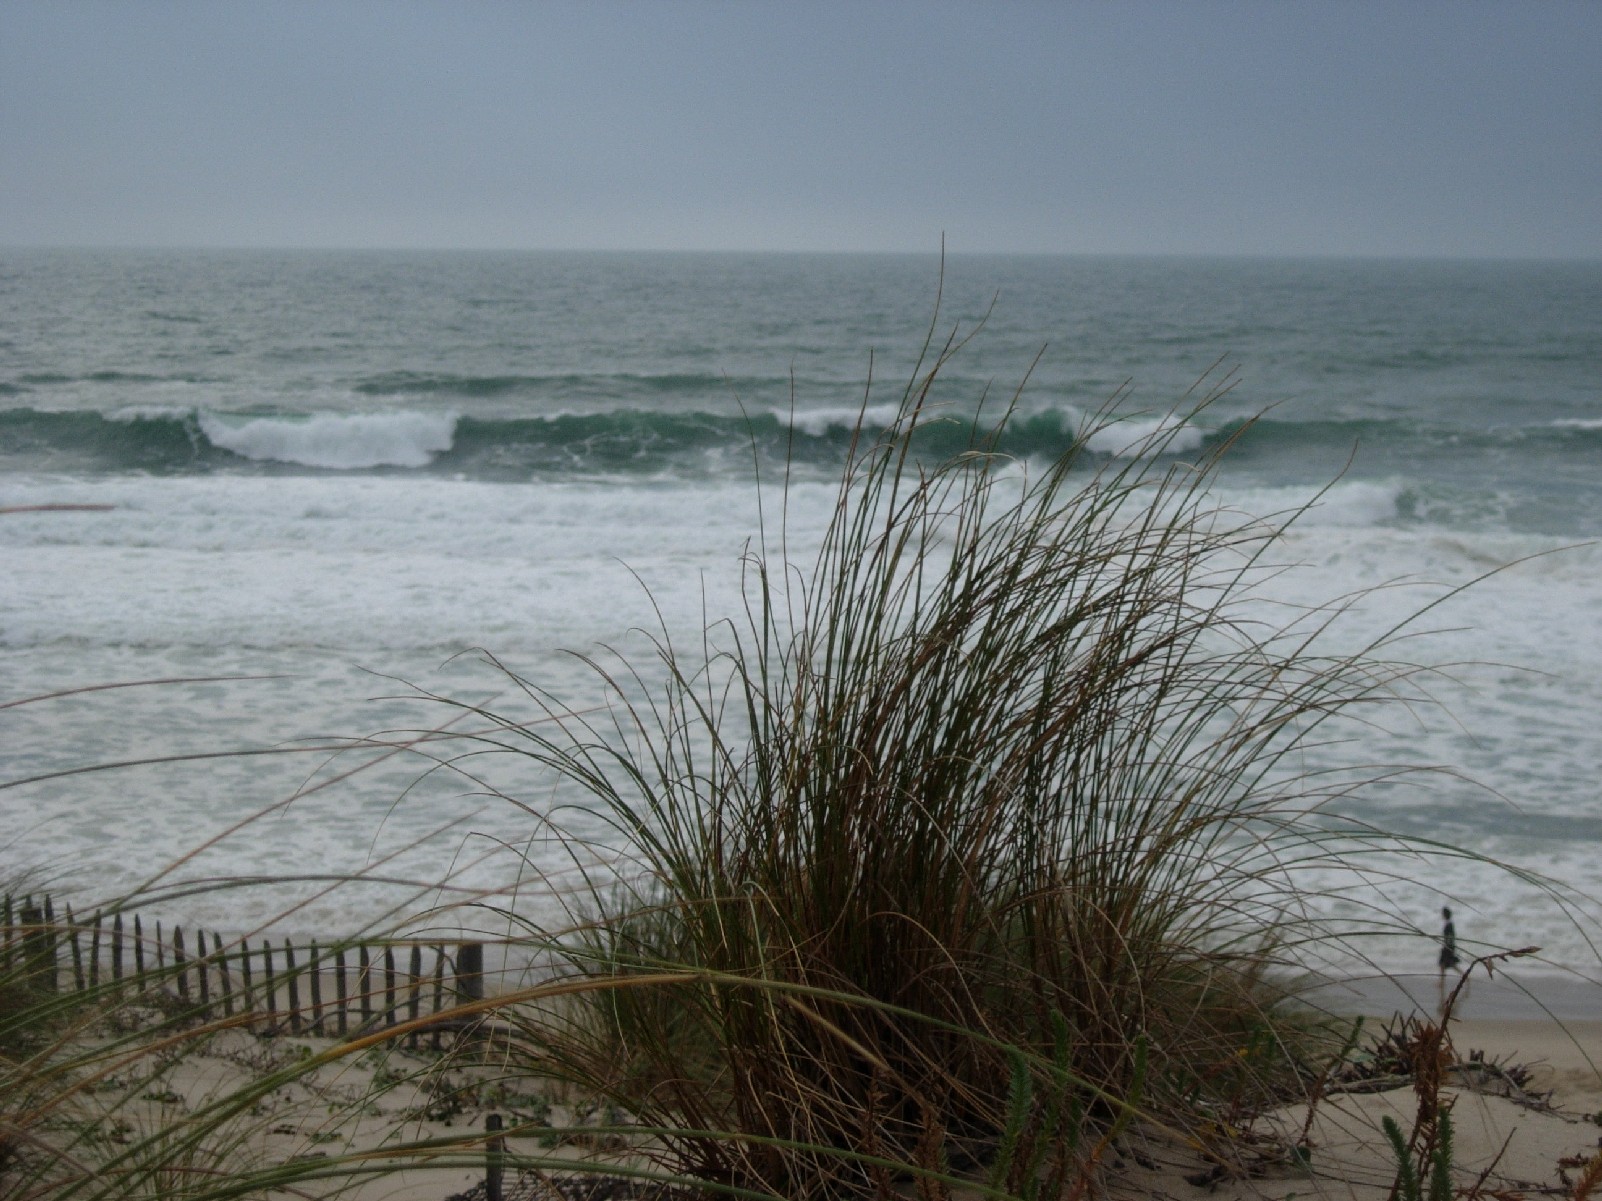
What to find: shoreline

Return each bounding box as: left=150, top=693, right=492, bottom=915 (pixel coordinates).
left=1304, top=970, right=1602, bottom=1022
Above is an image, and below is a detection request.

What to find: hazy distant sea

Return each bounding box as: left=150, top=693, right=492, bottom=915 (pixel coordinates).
left=3, top=250, right=1600, bottom=975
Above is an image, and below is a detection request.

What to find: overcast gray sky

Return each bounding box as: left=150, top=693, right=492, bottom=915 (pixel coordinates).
left=2, top=1, right=1598, bottom=258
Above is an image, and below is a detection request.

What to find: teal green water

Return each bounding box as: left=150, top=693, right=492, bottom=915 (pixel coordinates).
left=3, top=251, right=1599, bottom=532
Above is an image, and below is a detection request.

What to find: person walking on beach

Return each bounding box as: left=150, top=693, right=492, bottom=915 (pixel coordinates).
left=1438, top=906, right=1461, bottom=1010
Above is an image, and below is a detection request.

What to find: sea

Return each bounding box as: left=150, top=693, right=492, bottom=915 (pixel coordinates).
left=2, top=249, right=1600, bottom=986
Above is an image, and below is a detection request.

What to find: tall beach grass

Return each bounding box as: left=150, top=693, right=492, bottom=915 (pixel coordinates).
left=409, top=322, right=1485, bottom=1198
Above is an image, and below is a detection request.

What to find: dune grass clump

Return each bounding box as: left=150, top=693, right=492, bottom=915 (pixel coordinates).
left=428, top=330, right=1446, bottom=1199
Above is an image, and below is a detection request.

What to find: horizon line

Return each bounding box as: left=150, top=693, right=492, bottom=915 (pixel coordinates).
left=4, top=243, right=1599, bottom=265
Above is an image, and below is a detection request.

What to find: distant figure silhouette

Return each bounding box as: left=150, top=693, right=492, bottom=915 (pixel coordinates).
left=1438, top=906, right=1461, bottom=1011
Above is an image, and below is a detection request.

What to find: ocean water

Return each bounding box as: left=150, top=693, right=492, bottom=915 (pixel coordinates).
left=2, top=249, right=1600, bottom=978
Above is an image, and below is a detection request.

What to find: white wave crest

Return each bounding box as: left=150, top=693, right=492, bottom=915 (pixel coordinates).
left=1223, top=479, right=1405, bottom=528
left=1081, top=415, right=1205, bottom=458
left=781, top=403, right=904, bottom=437
left=109, top=404, right=195, bottom=422
left=198, top=411, right=457, bottom=468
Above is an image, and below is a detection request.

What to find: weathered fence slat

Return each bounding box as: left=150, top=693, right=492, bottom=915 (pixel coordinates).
left=262, top=939, right=277, bottom=1021
left=173, top=926, right=189, bottom=1001
left=308, top=940, right=324, bottom=1036
left=384, top=946, right=397, bottom=1028
left=358, top=944, right=373, bottom=1030
left=216, top=933, right=234, bottom=1017
left=19, top=899, right=55, bottom=992
left=430, top=946, right=447, bottom=1052
left=285, top=940, right=302, bottom=1033
left=240, top=934, right=255, bottom=1008
left=405, top=944, right=423, bottom=1045
left=19, top=897, right=36, bottom=983
left=111, top=913, right=124, bottom=983
left=65, top=903, right=86, bottom=992
left=196, top=930, right=211, bottom=1010
left=456, top=942, right=483, bottom=1004
left=334, top=947, right=349, bottom=1036
left=89, top=911, right=102, bottom=991
left=43, top=898, right=60, bottom=992
left=486, top=1113, right=505, bottom=1201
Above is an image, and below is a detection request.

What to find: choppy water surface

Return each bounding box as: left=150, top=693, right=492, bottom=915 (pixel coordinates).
left=2, top=250, right=1599, bottom=974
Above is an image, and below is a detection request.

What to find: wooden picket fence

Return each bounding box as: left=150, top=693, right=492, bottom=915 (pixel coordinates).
left=2, top=891, right=488, bottom=1045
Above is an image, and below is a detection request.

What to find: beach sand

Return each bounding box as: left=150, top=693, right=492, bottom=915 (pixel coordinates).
left=96, top=1002, right=1599, bottom=1201
left=1105, top=1017, right=1602, bottom=1201
left=1098, top=968, right=1602, bottom=1201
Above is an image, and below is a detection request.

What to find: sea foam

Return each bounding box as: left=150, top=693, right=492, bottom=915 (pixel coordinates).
left=4, top=470, right=1600, bottom=967
left=197, top=411, right=458, bottom=469
left=108, top=404, right=198, bottom=423
left=1082, top=414, right=1206, bottom=457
